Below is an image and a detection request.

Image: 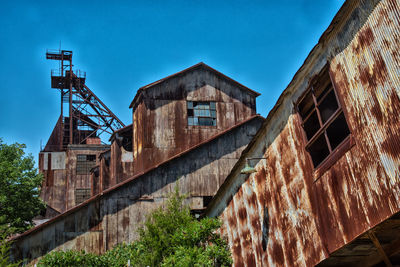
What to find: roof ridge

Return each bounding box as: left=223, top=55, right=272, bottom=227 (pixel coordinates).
left=129, top=62, right=260, bottom=109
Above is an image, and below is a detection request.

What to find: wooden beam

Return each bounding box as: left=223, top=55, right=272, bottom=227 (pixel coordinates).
left=368, top=230, right=393, bottom=267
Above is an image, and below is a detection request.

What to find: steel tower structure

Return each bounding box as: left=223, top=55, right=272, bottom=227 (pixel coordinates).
left=45, top=49, right=124, bottom=150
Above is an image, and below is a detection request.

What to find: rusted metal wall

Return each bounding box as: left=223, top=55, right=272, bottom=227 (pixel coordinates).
left=99, top=150, right=111, bottom=191
left=207, top=0, right=400, bottom=266
left=110, top=140, right=134, bottom=185
left=43, top=115, right=63, bottom=152
left=11, top=117, right=264, bottom=264
left=65, top=145, right=110, bottom=211
left=40, top=144, right=109, bottom=214
left=318, top=0, right=400, bottom=255
left=93, top=129, right=134, bottom=193
left=132, top=66, right=258, bottom=174
left=91, top=166, right=100, bottom=196
left=39, top=152, right=67, bottom=214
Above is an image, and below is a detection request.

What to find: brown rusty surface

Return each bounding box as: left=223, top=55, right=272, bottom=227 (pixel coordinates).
left=131, top=65, right=258, bottom=175
left=65, top=146, right=109, bottom=211
left=99, top=150, right=111, bottom=192
left=107, top=139, right=134, bottom=187
left=319, top=0, right=400, bottom=254
left=43, top=115, right=64, bottom=152
left=206, top=0, right=400, bottom=266
left=39, top=152, right=67, bottom=214
left=11, top=116, right=264, bottom=264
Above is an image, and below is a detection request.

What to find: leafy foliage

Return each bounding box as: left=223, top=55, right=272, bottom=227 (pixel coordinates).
left=38, top=188, right=232, bottom=266
left=0, top=230, right=19, bottom=267
left=100, top=243, right=136, bottom=266
left=130, top=188, right=232, bottom=266
left=0, top=138, right=45, bottom=234
left=37, top=250, right=104, bottom=267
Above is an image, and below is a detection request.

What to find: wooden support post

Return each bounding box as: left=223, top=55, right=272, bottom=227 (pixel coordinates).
left=368, top=230, right=393, bottom=267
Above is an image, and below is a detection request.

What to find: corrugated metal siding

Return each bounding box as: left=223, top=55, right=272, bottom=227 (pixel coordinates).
left=321, top=0, right=400, bottom=253
left=11, top=118, right=263, bottom=264
left=132, top=67, right=257, bottom=175
left=212, top=0, right=400, bottom=266
left=218, top=116, right=327, bottom=266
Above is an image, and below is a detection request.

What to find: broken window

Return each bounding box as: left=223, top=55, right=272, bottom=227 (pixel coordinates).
left=76, top=154, right=96, bottom=174
left=187, top=101, right=217, bottom=126
left=297, top=66, right=350, bottom=168
left=75, top=188, right=91, bottom=204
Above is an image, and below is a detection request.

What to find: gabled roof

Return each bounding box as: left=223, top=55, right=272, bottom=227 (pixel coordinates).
left=11, top=114, right=265, bottom=241
left=129, top=62, right=260, bottom=109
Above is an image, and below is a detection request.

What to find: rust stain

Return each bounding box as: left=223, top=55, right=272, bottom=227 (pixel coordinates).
left=358, top=26, right=375, bottom=52
left=238, top=207, right=247, bottom=222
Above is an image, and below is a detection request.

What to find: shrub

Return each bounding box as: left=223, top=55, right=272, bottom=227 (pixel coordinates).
left=37, top=250, right=104, bottom=267
left=129, top=188, right=232, bottom=267
left=38, top=188, right=232, bottom=266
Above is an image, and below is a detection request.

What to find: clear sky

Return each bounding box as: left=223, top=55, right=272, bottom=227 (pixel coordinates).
left=0, top=0, right=344, bottom=163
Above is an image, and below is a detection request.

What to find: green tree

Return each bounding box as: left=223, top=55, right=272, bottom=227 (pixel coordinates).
left=0, top=138, right=45, bottom=234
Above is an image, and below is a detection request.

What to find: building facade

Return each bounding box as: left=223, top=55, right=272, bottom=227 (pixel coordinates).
left=11, top=63, right=264, bottom=264
left=206, top=0, right=400, bottom=266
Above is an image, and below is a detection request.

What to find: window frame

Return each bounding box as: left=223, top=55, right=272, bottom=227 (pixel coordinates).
left=76, top=154, right=97, bottom=175
left=296, top=65, right=354, bottom=177
left=187, top=101, right=217, bottom=127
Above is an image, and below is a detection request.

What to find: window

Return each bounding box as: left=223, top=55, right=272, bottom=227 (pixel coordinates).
left=297, top=66, right=350, bottom=168
left=187, top=101, right=216, bottom=126
left=75, top=188, right=91, bottom=204
left=76, top=154, right=96, bottom=174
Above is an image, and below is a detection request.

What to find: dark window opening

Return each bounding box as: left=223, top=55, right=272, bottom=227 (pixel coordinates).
left=326, top=113, right=350, bottom=150
left=76, top=154, right=96, bottom=174
left=75, top=188, right=91, bottom=205
left=187, top=101, right=216, bottom=126
left=319, top=89, right=339, bottom=123
left=308, top=134, right=330, bottom=167
left=297, top=67, right=350, bottom=168
left=203, top=196, right=213, bottom=208
left=303, top=111, right=320, bottom=140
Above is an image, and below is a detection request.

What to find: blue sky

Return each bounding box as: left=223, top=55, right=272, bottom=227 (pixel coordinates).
left=0, top=0, right=344, bottom=162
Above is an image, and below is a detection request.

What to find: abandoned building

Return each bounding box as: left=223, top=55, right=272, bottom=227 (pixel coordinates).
left=38, top=50, right=125, bottom=216
left=9, top=0, right=400, bottom=265
left=205, top=0, right=400, bottom=266
left=10, top=60, right=264, bottom=263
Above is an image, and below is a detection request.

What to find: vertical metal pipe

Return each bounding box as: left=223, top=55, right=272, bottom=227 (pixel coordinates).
left=69, top=55, right=73, bottom=145
left=60, top=54, right=64, bottom=151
